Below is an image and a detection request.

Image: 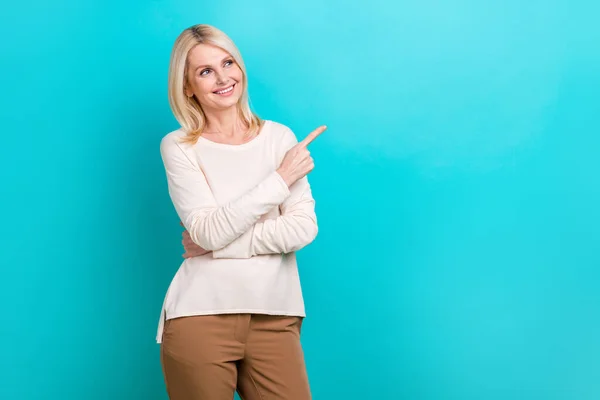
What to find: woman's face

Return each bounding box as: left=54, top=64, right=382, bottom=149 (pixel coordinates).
left=185, top=43, right=243, bottom=112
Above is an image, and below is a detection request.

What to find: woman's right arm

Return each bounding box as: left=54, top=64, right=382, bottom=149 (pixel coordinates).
left=160, top=134, right=291, bottom=251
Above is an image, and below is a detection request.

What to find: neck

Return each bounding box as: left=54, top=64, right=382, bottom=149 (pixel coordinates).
left=204, top=107, right=245, bottom=138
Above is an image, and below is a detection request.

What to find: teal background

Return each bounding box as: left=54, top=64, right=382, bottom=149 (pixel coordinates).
left=2, top=0, right=599, bottom=399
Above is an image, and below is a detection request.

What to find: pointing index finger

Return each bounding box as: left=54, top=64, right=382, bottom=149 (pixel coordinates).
left=299, top=125, right=327, bottom=147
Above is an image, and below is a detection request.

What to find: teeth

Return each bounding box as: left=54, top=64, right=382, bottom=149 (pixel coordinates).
left=215, top=85, right=234, bottom=94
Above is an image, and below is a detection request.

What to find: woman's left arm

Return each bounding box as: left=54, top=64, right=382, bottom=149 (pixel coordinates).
left=209, top=174, right=318, bottom=258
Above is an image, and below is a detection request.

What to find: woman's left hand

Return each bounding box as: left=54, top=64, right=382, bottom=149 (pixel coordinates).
left=180, top=222, right=211, bottom=258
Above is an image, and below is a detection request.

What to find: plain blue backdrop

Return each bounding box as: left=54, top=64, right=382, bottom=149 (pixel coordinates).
left=2, top=1, right=599, bottom=399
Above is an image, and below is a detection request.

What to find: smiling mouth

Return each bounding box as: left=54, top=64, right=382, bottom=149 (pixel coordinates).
left=214, top=84, right=235, bottom=95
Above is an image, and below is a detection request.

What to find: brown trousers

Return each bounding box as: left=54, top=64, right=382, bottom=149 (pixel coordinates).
left=160, top=314, right=311, bottom=400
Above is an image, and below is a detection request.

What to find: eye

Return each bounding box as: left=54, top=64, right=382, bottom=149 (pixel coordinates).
left=199, top=68, right=211, bottom=76
left=224, top=59, right=234, bottom=67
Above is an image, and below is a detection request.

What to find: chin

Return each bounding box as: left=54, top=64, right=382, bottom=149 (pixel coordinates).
left=215, top=99, right=239, bottom=111
left=217, top=96, right=242, bottom=110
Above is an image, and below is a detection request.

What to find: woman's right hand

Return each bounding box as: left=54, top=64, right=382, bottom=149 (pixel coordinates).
left=179, top=221, right=211, bottom=258
left=277, top=125, right=327, bottom=187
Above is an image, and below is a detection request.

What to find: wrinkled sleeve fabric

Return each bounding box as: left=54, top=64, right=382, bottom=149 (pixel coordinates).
left=160, top=134, right=291, bottom=251
left=212, top=127, right=318, bottom=259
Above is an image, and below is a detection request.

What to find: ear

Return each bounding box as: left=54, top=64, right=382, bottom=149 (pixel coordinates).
left=183, top=73, right=193, bottom=97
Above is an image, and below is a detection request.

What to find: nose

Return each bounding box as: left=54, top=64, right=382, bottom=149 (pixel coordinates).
left=215, top=70, right=228, bottom=86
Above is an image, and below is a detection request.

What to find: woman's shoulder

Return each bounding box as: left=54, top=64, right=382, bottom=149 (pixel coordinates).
left=161, top=128, right=187, bottom=144
left=159, top=128, right=191, bottom=158
left=263, top=120, right=298, bottom=145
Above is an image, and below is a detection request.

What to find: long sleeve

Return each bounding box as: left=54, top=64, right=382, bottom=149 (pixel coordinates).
left=160, top=133, right=291, bottom=251
left=211, top=128, right=318, bottom=259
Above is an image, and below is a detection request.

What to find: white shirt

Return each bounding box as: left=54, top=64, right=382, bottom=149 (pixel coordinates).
left=156, top=120, right=317, bottom=343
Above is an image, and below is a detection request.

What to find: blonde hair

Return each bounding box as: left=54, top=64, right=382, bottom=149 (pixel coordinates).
left=167, top=24, right=262, bottom=144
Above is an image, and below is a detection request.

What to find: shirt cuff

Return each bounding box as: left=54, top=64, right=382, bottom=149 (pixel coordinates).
left=271, top=170, right=291, bottom=198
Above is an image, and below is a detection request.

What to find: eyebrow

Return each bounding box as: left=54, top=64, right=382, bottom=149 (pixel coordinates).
left=194, top=56, right=232, bottom=71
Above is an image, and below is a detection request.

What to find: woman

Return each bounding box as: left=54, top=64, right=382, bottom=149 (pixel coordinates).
left=157, top=23, right=325, bottom=400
